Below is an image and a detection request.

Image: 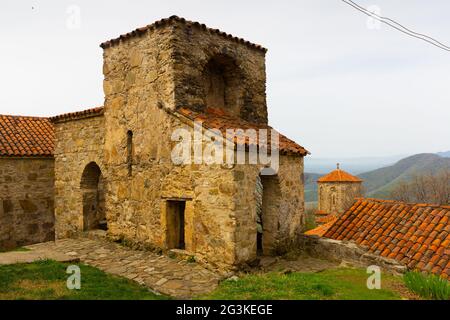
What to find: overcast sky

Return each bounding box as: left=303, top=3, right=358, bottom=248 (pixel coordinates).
left=1, top=0, right=449, bottom=158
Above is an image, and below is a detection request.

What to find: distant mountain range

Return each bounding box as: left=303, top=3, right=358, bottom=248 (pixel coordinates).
left=361, top=153, right=450, bottom=199
left=305, top=151, right=450, bottom=203
left=304, top=154, right=407, bottom=174
left=437, top=151, right=450, bottom=158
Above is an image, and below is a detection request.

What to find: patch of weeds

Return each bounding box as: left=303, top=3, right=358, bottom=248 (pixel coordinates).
left=168, top=251, right=177, bottom=259
left=312, top=283, right=334, bottom=296
left=403, top=271, right=450, bottom=300
left=186, top=256, right=196, bottom=263
left=303, top=208, right=318, bottom=232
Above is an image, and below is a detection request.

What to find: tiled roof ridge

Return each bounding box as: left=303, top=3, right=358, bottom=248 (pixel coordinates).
left=100, top=15, right=268, bottom=53
left=0, top=114, right=49, bottom=120
left=356, top=197, right=449, bottom=208
left=50, top=107, right=104, bottom=123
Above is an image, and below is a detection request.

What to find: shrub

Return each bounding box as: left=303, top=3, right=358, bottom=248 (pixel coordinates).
left=304, top=208, right=317, bottom=232
left=187, top=255, right=196, bottom=263
left=312, top=284, right=334, bottom=296
left=403, top=271, right=450, bottom=300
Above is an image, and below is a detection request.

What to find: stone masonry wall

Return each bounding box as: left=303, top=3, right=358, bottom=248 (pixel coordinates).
left=170, top=22, right=268, bottom=123
left=53, top=115, right=105, bottom=238
left=233, top=155, right=305, bottom=264
left=318, top=182, right=362, bottom=214
left=102, top=99, right=240, bottom=269
left=297, top=234, right=407, bottom=276
left=102, top=27, right=181, bottom=248
left=98, top=22, right=304, bottom=269
left=0, top=158, right=54, bottom=249
left=48, top=25, right=241, bottom=268
left=101, top=25, right=267, bottom=269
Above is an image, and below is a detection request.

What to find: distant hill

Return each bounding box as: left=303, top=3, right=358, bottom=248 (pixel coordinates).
left=361, top=153, right=450, bottom=199
left=304, top=154, right=406, bottom=174
left=304, top=173, right=321, bottom=202
left=304, top=153, right=450, bottom=203
left=437, top=150, right=450, bottom=158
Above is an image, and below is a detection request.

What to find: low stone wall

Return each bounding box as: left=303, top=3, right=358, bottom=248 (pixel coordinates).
left=297, top=234, right=407, bottom=275
left=0, top=158, right=55, bottom=250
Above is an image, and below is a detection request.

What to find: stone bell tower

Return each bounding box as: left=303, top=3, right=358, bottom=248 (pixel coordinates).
left=100, top=15, right=271, bottom=176
left=96, top=16, right=300, bottom=266
left=101, top=15, right=269, bottom=126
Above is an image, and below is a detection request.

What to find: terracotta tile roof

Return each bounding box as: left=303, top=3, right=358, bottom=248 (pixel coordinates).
left=0, top=106, right=103, bottom=158
left=0, top=115, right=54, bottom=157
left=315, top=210, right=329, bottom=216
left=317, top=169, right=362, bottom=183
left=176, top=107, right=309, bottom=156
left=305, top=217, right=338, bottom=237
left=50, top=107, right=104, bottom=123
left=1, top=103, right=305, bottom=157
left=316, top=214, right=338, bottom=224
left=100, top=15, right=267, bottom=53
left=323, top=198, right=450, bottom=279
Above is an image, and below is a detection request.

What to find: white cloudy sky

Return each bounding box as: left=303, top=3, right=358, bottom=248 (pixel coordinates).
left=1, top=0, right=449, bottom=158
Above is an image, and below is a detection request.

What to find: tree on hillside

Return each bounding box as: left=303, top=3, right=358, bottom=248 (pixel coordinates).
left=390, top=169, right=450, bottom=205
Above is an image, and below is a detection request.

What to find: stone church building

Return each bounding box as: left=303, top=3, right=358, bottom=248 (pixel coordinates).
left=317, top=164, right=363, bottom=217
left=1, top=16, right=308, bottom=269
left=306, top=164, right=363, bottom=234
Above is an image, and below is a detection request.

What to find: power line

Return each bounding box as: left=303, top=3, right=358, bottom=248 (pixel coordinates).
left=341, top=0, right=450, bottom=52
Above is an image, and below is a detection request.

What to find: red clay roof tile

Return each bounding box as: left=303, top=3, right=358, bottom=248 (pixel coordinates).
left=304, top=216, right=338, bottom=237
left=1, top=106, right=104, bottom=158
left=317, top=169, right=362, bottom=183
left=176, top=107, right=309, bottom=156
left=3, top=104, right=308, bottom=159
left=321, top=198, right=450, bottom=279
left=0, top=115, right=54, bottom=157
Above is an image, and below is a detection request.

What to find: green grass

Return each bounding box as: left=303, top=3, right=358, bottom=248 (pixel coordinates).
left=403, top=271, right=450, bottom=300
left=201, top=268, right=408, bottom=300
left=0, top=260, right=169, bottom=300
left=0, top=261, right=417, bottom=300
